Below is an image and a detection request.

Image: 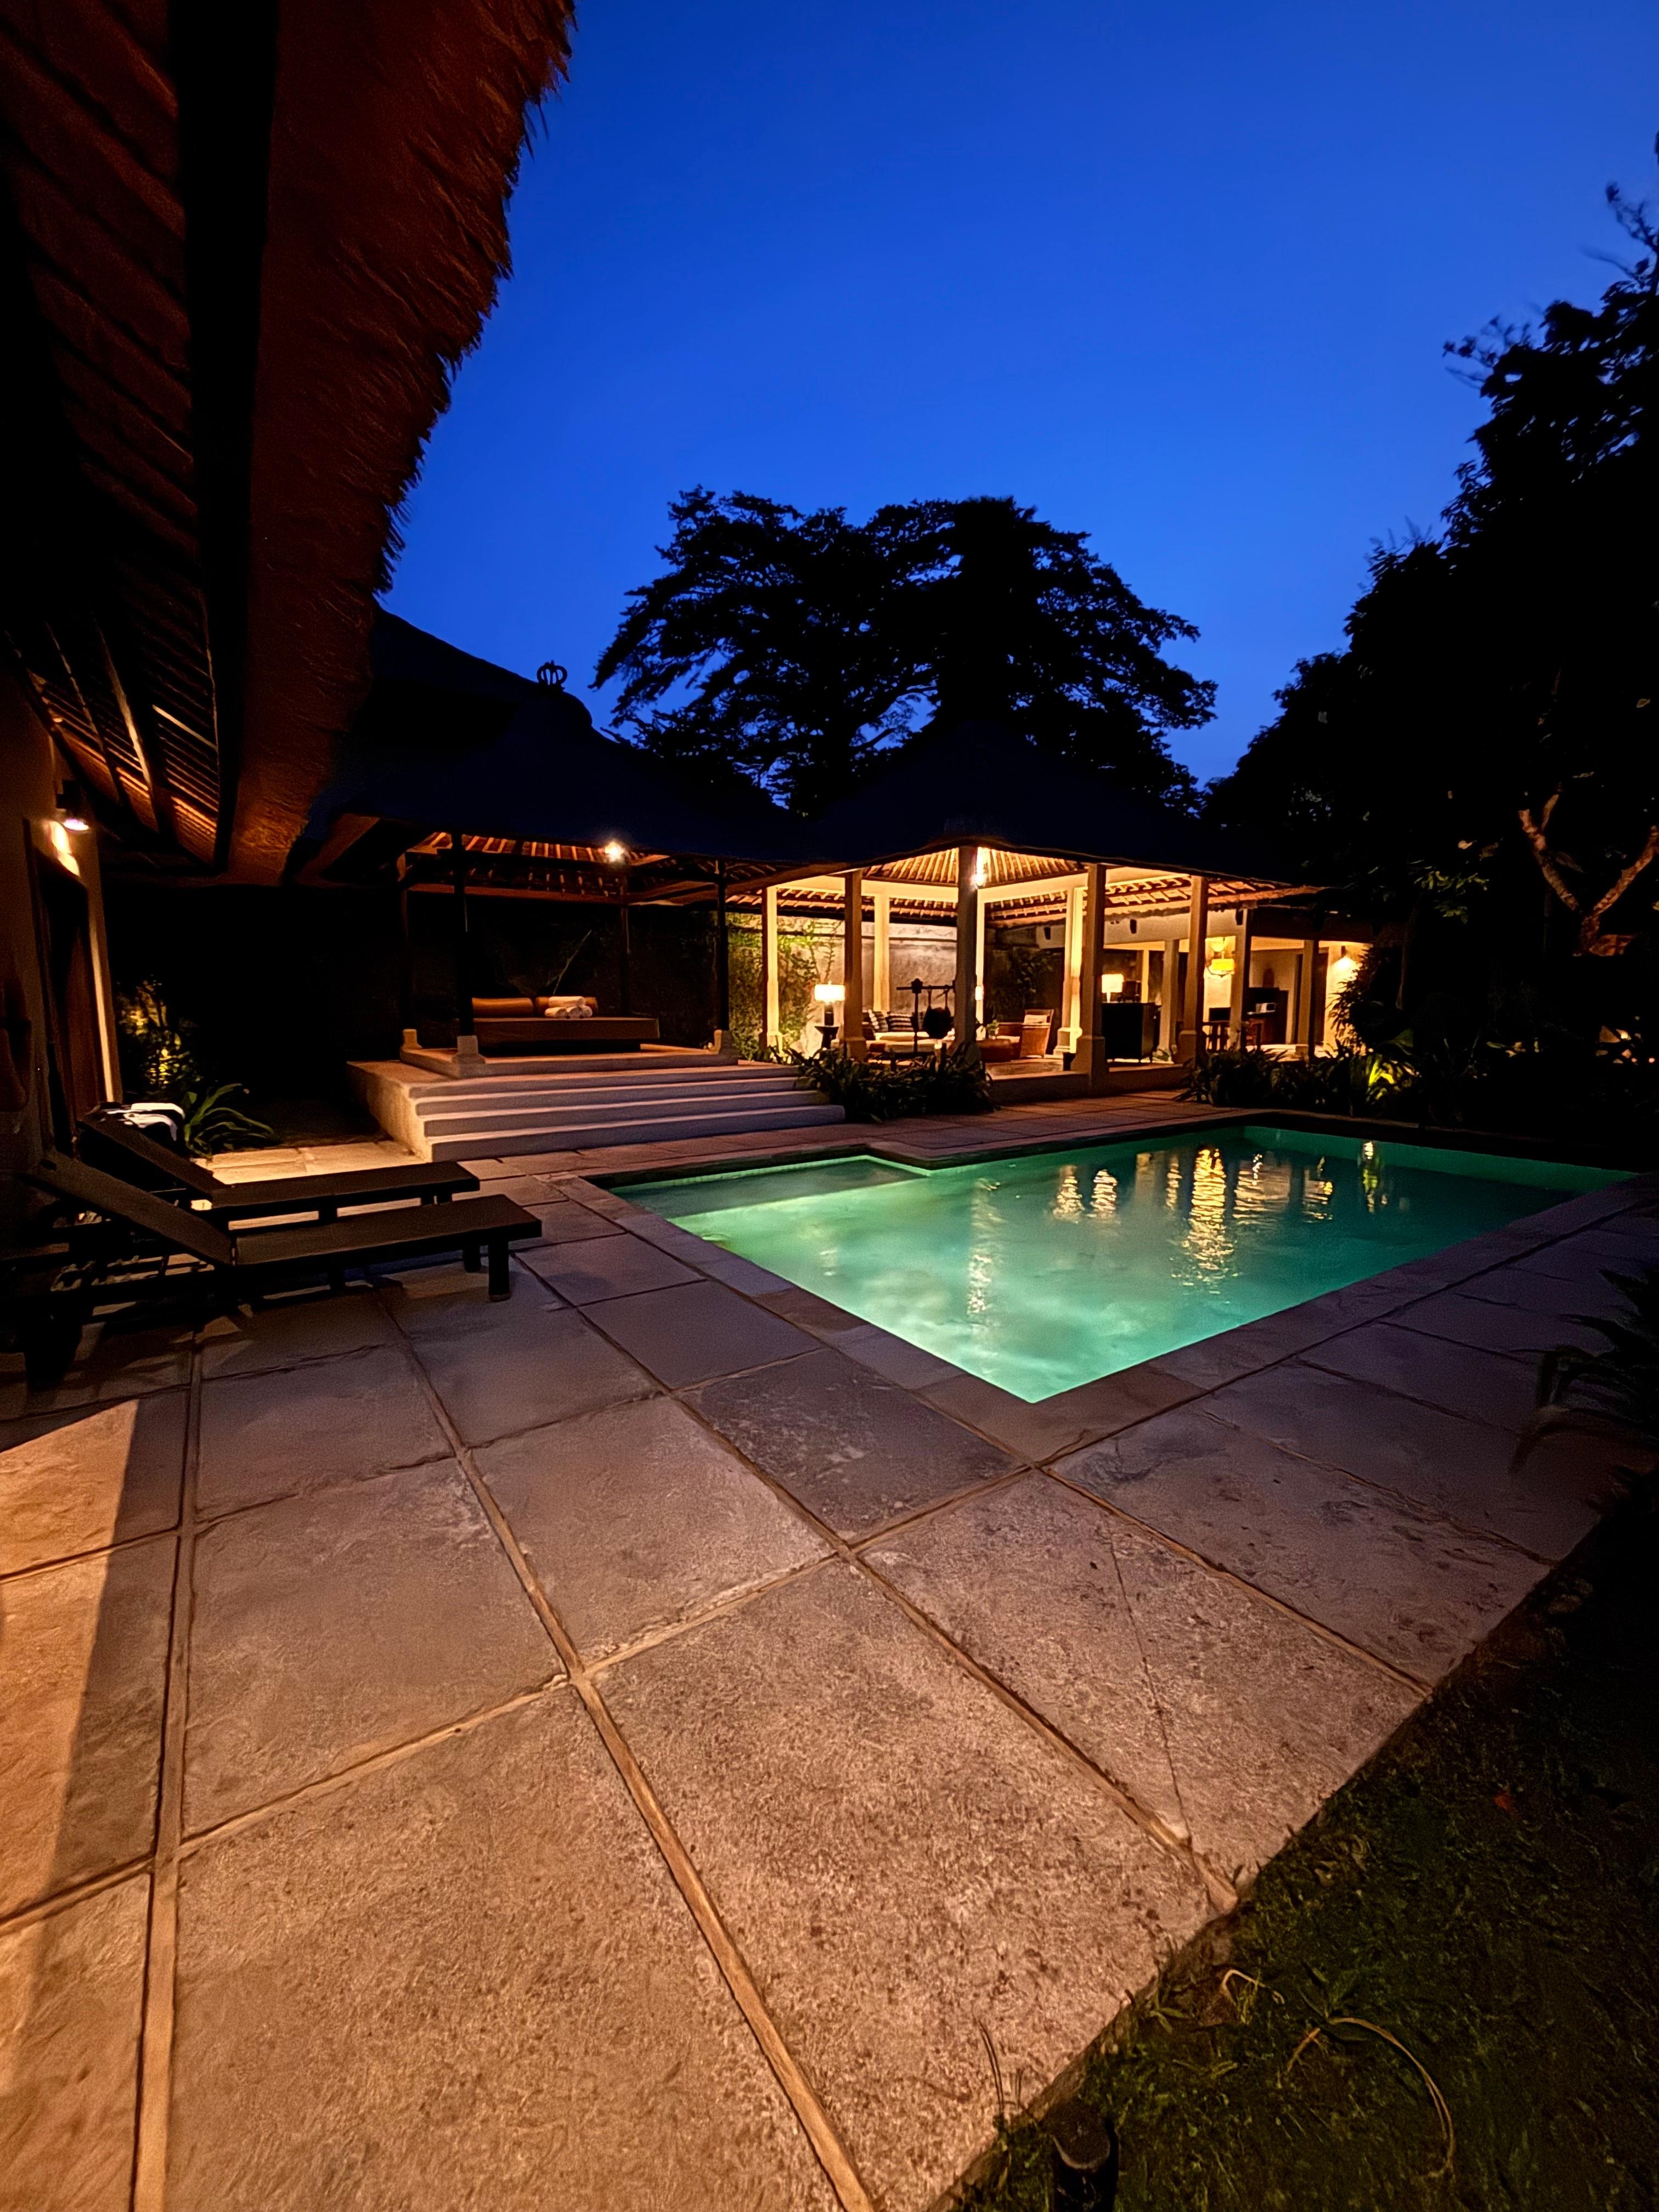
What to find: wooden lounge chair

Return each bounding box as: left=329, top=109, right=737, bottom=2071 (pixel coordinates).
left=31, top=1153, right=538, bottom=1301
left=77, top=1108, right=477, bottom=1224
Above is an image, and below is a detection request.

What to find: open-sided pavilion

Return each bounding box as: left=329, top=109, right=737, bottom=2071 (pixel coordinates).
left=739, top=724, right=1345, bottom=1088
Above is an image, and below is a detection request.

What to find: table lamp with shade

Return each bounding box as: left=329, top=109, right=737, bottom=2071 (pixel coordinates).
left=812, top=981, right=845, bottom=1049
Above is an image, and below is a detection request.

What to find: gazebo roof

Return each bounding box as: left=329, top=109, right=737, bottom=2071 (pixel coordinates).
left=296, top=616, right=814, bottom=892
left=794, top=721, right=1291, bottom=884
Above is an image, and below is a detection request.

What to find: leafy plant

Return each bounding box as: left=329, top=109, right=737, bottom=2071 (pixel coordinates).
left=115, top=979, right=273, bottom=1152
left=1514, top=1266, right=1659, bottom=1472
left=1182, top=1043, right=1396, bottom=1114
left=116, top=977, right=201, bottom=1097
left=792, top=1042, right=993, bottom=1120
left=177, top=1082, right=273, bottom=1154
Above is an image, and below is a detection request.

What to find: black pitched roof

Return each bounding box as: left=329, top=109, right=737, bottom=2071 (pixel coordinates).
left=798, top=721, right=1290, bottom=881
left=301, top=614, right=812, bottom=865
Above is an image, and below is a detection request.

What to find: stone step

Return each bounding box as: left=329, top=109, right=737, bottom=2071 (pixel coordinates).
left=415, top=1079, right=814, bottom=1133
left=424, top=1098, right=845, bottom=1163
left=414, top=1069, right=802, bottom=1116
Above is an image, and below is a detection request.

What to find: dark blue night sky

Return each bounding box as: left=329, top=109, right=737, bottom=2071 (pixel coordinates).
left=385, top=0, right=1659, bottom=780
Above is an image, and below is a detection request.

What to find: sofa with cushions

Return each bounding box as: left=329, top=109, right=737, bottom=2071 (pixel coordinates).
left=469, top=997, right=661, bottom=1051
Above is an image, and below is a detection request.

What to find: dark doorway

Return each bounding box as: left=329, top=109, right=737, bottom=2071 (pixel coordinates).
left=32, top=851, right=103, bottom=1144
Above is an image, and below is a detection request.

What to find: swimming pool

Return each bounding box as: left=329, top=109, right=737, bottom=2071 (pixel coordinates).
left=627, top=1125, right=1623, bottom=1402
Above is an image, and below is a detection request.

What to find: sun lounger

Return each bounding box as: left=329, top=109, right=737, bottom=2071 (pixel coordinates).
left=31, top=1153, right=538, bottom=1301
left=78, top=1108, right=477, bottom=1223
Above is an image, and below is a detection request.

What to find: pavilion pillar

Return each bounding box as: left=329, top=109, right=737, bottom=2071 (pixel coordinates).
left=842, top=870, right=866, bottom=1059
left=953, top=846, right=981, bottom=1064
left=1062, top=879, right=1084, bottom=1051
left=872, top=884, right=891, bottom=1014
left=450, top=830, right=479, bottom=1061
left=761, top=884, right=781, bottom=1051
left=1294, top=936, right=1319, bottom=1057
left=974, top=883, right=988, bottom=1035
left=1228, top=908, right=1253, bottom=1046
left=713, top=859, right=731, bottom=1048
left=1075, top=861, right=1108, bottom=1090
left=1158, top=929, right=1183, bottom=1056
left=616, top=892, right=631, bottom=1015
left=1180, top=873, right=1210, bottom=1062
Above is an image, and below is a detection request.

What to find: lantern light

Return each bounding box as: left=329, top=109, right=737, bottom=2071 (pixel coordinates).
left=602, top=840, right=627, bottom=864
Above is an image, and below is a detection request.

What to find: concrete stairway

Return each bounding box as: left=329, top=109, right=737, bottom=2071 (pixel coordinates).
left=370, top=1057, right=845, bottom=1163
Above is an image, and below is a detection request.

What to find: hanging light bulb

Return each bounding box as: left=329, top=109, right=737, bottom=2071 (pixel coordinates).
left=602, top=840, right=626, bottom=865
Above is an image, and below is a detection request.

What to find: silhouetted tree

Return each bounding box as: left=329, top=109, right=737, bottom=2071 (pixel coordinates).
left=596, top=488, right=1212, bottom=812
left=1209, top=154, right=1659, bottom=988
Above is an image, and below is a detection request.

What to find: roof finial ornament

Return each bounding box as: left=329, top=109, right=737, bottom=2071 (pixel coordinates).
left=536, top=658, right=568, bottom=690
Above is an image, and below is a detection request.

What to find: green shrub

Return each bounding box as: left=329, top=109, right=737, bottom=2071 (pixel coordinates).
left=791, top=1043, right=994, bottom=1121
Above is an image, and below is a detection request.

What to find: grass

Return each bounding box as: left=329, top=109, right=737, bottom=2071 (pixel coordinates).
left=958, top=1497, right=1659, bottom=2212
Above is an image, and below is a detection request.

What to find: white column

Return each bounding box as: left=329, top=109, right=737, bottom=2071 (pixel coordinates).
left=953, top=845, right=980, bottom=1063
left=1159, top=931, right=1183, bottom=1056
left=1295, top=936, right=1319, bottom=1056
left=761, top=884, right=781, bottom=1051
left=1180, top=874, right=1210, bottom=1062
left=842, top=871, right=866, bottom=1059
left=1075, top=862, right=1107, bottom=1088
left=1062, top=880, right=1084, bottom=1049
left=872, top=884, right=891, bottom=1013
left=1228, top=909, right=1252, bottom=1046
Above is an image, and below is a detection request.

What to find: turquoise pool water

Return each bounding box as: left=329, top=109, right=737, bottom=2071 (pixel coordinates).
left=628, top=1125, right=1623, bottom=1402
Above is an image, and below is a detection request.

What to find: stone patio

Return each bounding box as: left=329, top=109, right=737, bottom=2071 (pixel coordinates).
left=3, top=1096, right=1655, bottom=2212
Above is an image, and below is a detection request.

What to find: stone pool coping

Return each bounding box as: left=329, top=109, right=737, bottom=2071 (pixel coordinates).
left=590, top=1110, right=1641, bottom=1466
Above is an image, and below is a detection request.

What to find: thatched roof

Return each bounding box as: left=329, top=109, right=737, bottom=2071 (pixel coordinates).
left=0, top=0, right=573, bottom=883
left=297, top=614, right=815, bottom=896
left=794, top=721, right=1295, bottom=883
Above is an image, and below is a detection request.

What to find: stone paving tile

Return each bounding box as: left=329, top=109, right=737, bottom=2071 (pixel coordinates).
left=197, top=1345, right=449, bottom=1518
left=1302, top=1320, right=1540, bottom=1431
left=1207, top=1359, right=1599, bottom=1558
left=481, top=1396, right=827, bottom=1658
left=0, top=1390, right=185, bottom=1576
left=168, top=1695, right=835, bottom=2212
left=1455, top=1262, right=1633, bottom=1316
left=399, top=1293, right=657, bottom=1446
left=521, top=1231, right=700, bottom=1304
left=0, top=1874, right=148, bottom=2212
left=690, top=1346, right=1018, bottom=1538
left=689, top=1248, right=794, bottom=1295
left=610, top=1210, right=725, bottom=1261
left=752, top=1284, right=868, bottom=1336
left=1, top=1538, right=173, bottom=1917
left=1057, top=1406, right=1541, bottom=1681
left=1152, top=1284, right=1408, bottom=1391
left=589, top=1280, right=820, bottom=1389
left=603, top=1562, right=1208, bottom=2212
left=834, top=1322, right=960, bottom=1389
left=184, top=1462, right=560, bottom=1832
left=520, top=1199, right=627, bottom=1246
left=1517, top=1227, right=1659, bottom=1281
left=0, top=1321, right=191, bottom=1420
left=197, top=1284, right=400, bottom=1379
left=869, top=1475, right=1417, bottom=1881
left=1390, top=1287, right=1605, bottom=1359
left=918, top=1360, right=1198, bottom=1463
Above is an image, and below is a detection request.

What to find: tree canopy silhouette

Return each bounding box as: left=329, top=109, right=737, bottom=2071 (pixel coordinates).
left=595, top=489, right=1212, bottom=813
left=1209, top=154, right=1659, bottom=975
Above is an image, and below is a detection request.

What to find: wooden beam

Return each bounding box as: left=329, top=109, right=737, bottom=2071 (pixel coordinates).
left=1181, top=873, right=1210, bottom=1061
left=842, top=870, right=866, bottom=1059
left=1075, top=862, right=1107, bottom=1088
left=953, top=847, right=980, bottom=1065
left=761, top=884, right=780, bottom=1051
